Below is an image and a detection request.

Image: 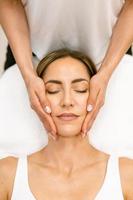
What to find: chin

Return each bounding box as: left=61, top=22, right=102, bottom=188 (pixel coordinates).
left=57, top=124, right=81, bottom=137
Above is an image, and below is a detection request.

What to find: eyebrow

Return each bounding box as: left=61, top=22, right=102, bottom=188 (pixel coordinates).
left=45, top=78, right=89, bottom=85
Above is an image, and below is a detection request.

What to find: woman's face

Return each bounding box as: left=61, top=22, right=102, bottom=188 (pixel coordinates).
left=43, top=56, right=90, bottom=137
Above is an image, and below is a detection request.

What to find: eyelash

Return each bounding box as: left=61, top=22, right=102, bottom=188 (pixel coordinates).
left=47, top=90, right=88, bottom=94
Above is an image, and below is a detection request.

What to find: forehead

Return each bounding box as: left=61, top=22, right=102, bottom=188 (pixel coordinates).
left=43, top=57, right=90, bottom=80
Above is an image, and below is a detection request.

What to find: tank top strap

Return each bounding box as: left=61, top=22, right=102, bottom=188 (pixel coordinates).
left=105, top=155, right=120, bottom=179
left=11, top=156, right=30, bottom=200
left=103, top=155, right=123, bottom=191
left=95, top=155, right=124, bottom=200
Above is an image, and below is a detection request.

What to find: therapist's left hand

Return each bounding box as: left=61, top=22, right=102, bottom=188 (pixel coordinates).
left=81, top=72, right=110, bottom=137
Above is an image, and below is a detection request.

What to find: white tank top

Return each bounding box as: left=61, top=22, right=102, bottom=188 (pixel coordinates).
left=21, top=0, right=125, bottom=66
left=11, top=155, right=124, bottom=200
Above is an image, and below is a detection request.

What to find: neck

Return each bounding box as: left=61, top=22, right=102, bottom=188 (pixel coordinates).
left=41, top=134, right=103, bottom=173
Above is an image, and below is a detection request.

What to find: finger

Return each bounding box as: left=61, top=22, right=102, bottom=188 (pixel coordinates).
left=83, top=91, right=105, bottom=134
left=35, top=88, right=57, bottom=132
left=35, top=87, right=52, bottom=114
left=87, top=107, right=100, bottom=132
left=35, top=104, right=57, bottom=138
left=81, top=110, right=94, bottom=136
left=87, top=94, right=105, bottom=132
left=87, top=84, right=99, bottom=112
left=35, top=89, right=57, bottom=134
left=30, top=91, right=47, bottom=118
left=81, top=91, right=101, bottom=134
left=41, top=120, right=57, bottom=141
left=30, top=92, right=57, bottom=135
left=43, top=114, right=57, bottom=136
left=40, top=114, right=58, bottom=140
left=48, top=132, right=57, bottom=141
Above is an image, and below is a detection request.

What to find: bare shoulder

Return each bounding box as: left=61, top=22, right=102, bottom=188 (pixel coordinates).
left=0, top=157, right=18, bottom=200
left=0, top=156, right=18, bottom=174
left=120, top=157, right=133, bottom=178
left=119, top=157, right=133, bottom=200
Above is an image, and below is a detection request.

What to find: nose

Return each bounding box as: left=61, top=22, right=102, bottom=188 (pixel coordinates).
left=60, top=90, right=74, bottom=108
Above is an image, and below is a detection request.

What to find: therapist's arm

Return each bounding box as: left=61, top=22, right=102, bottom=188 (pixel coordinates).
left=98, top=0, right=133, bottom=77
left=0, top=0, right=34, bottom=81
left=0, top=0, right=57, bottom=138
left=82, top=0, right=133, bottom=135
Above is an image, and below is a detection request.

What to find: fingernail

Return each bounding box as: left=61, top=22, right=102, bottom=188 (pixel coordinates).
left=82, top=130, right=87, bottom=138
left=51, top=131, right=56, bottom=137
left=87, top=104, right=93, bottom=112
left=44, top=106, right=51, bottom=114
left=48, top=132, right=56, bottom=141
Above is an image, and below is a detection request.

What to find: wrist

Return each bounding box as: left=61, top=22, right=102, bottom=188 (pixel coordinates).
left=21, top=66, right=38, bottom=85
left=97, top=67, right=112, bottom=84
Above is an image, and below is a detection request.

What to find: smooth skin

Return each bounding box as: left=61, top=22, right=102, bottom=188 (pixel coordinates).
left=0, top=57, right=133, bottom=200
left=0, top=0, right=133, bottom=139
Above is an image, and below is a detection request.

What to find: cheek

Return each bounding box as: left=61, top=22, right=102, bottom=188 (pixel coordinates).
left=46, top=95, right=60, bottom=111
left=75, top=93, right=89, bottom=114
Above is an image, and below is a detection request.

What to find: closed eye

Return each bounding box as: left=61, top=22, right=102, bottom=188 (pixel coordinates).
left=75, top=89, right=88, bottom=93
left=46, top=89, right=88, bottom=94
left=46, top=90, right=60, bottom=94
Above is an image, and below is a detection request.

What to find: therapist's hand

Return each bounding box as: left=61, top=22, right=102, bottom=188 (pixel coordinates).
left=81, top=72, right=110, bottom=137
left=26, top=75, right=57, bottom=139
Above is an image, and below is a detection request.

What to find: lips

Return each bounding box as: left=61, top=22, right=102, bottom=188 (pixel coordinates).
left=57, top=113, right=79, bottom=121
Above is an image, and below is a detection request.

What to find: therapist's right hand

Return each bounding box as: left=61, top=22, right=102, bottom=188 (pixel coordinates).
left=26, top=74, right=57, bottom=140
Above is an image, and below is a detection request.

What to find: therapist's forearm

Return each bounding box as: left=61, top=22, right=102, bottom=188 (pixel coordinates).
left=98, top=0, right=133, bottom=81
left=0, top=0, right=36, bottom=84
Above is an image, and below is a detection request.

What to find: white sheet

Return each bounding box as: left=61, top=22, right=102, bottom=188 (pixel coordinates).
left=0, top=55, right=133, bottom=159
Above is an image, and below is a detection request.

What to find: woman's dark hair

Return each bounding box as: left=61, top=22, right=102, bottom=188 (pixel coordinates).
left=36, top=48, right=97, bottom=78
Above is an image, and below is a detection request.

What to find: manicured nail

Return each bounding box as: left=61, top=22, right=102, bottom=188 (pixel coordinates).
left=87, top=104, right=93, bottom=112
left=44, top=106, right=51, bottom=114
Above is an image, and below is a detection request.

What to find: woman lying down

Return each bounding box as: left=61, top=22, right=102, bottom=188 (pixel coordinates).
left=0, top=49, right=133, bottom=200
